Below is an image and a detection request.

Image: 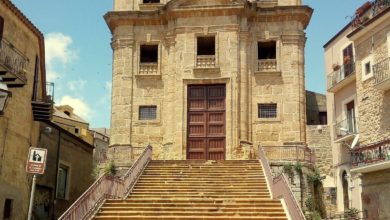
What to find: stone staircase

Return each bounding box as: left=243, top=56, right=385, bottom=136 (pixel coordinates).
left=93, top=160, right=288, bottom=220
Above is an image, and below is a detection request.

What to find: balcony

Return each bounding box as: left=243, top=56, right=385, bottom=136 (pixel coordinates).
left=31, top=82, right=54, bottom=121
left=352, top=0, right=389, bottom=28
left=137, top=63, right=160, bottom=78
left=351, top=138, right=390, bottom=173
left=0, top=39, right=29, bottom=87
left=334, top=117, right=359, bottom=142
left=327, top=61, right=356, bottom=92
left=373, top=57, right=390, bottom=90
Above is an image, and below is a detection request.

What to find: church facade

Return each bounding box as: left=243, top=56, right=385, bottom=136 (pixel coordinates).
left=105, top=0, right=312, bottom=160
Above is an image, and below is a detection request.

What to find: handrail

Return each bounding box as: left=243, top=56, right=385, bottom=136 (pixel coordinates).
left=327, top=61, right=355, bottom=90
left=58, top=145, right=152, bottom=220
left=373, top=57, right=390, bottom=86
left=351, top=138, right=390, bottom=168
left=258, top=146, right=306, bottom=220
left=0, top=38, right=29, bottom=79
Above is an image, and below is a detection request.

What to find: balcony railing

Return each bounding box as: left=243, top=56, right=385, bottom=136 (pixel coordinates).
left=327, top=61, right=355, bottom=91
left=334, top=117, right=358, bottom=141
left=373, top=57, right=390, bottom=89
left=139, top=62, right=158, bottom=76
left=262, top=145, right=314, bottom=165
left=351, top=139, right=390, bottom=169
left=0, top=39, right=29, bottom=87
left=31, top=82, right=54, bottom=121
left=258, top=59, right=277, bottom=72
left=352, top=0, right=389, bottom=28
left=196, top=55, right=215, bottom=68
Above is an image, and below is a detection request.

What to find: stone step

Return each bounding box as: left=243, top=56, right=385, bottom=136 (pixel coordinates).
left=103, top=202, right=283, bottom=208
left=96, top=210, right=286, bottom=217
left=99, top=207, right=284, bottom=212
left=94, top=216, right=288, bottom=220
left=106, top=198, right=281, bottom=203
left=132, top=187, right=268, bottom=191
left=127, top=195, right=271, bottom=199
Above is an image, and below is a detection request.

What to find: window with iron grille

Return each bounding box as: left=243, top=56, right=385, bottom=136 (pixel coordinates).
left=139, top=106, right=157, bottom=120
left=258, top=103, right=277, bottom=118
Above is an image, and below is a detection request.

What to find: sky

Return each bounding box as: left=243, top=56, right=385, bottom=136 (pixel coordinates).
left=11, top=0, right=368, bottom=128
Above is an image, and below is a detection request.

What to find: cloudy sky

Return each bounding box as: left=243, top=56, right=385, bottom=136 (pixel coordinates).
left=11, top=0, right=368, bottom=128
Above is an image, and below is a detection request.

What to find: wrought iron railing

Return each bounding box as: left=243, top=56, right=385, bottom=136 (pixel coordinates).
left=371, top=0, right=389, bottom=17
left=262, top=145, right=314, bottom=165
left=351, top=139, right=390, bottom=168
left=196, top=55, right=215, bottom=68
left=139, top=63, right=158, bottom=75
left=0, top=39, right=29, bottom=80
left=373, top=57, right=390, bottom=86
left=327, top=61, right=355, bottom=90
left=258, top=146, right=305, bottom=220
left=334, top=117, right=359, bottom=140
left=58, top=145, right=152, bottom=220
left=258, top=59, right=277, bottom=72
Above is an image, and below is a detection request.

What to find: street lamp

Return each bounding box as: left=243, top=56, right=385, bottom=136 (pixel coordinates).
left=0, top=78, right=10, bottom=115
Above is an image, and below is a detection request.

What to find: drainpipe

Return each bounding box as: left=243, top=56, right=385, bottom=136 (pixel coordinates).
left=52, top=127, right=61, bottom=219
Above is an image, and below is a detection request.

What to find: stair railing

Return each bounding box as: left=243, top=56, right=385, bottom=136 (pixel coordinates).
left=58, top=145, right=152, bottom=220
left=258, top=145, right=306, bottom=220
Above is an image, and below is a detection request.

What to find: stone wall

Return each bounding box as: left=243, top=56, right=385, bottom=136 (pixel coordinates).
left=306, top=125, right=332, bottom=176
left=361, top=170, right=390, bottom=220
left=354, top=21, right=390, bottom=145
left=0, top=1, right=45, bottom=219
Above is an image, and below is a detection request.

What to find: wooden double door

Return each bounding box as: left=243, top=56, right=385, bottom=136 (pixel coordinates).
left=187, top=84, right=226, bottom=160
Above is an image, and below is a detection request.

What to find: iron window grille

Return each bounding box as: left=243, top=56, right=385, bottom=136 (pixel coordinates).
left=139, top=106, right=157, bottom=120
left=258, top=103, right=277, bottom=118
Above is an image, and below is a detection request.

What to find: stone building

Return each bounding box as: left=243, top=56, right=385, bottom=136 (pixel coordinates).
left=324, top=1, right=390, bottom=218
left=34, top=122, right=94, bottom=219
left=306, top=90, right=327, bottom=125
left=52, top=105, right=94, bottom=145
left=0, top=0, right=52, bottom=219
left=104, top=0, right=313, bottom=161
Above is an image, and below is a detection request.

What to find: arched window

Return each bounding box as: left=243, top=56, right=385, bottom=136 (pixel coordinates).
left=64, top=111, right=71, bottom=117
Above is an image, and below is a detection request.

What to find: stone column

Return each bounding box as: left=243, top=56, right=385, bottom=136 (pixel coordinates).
left=110, top=35, right=135, bottom=147
left=239, top=32, right=250, bottom=143
left=281, top=31, right=307, bottom=143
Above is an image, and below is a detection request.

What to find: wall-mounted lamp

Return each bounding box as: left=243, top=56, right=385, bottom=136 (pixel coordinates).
left=0, top=78, right=11, bottom=115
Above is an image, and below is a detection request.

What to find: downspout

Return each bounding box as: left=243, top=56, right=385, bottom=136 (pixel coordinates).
left=52, top=127, right=61, bottom=219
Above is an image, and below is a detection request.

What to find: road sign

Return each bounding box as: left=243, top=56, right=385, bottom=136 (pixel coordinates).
left=26, top=147, right=47, bottom=174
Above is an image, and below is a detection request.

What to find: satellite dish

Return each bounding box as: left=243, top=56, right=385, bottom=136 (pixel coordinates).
left=350, top=134, right=360, bottom=149
left=340, top=127, right=349, bottom=132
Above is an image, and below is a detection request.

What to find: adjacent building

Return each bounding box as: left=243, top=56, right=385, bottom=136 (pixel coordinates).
left=324, top=1, right=390, bottom=218
left=0, top=0, right=52, bottom=219
left=105, top=0, right=313, bottom=161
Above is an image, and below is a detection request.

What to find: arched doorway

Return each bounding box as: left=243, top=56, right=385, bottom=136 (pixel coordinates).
left=342, top=171, right=349, bottom=210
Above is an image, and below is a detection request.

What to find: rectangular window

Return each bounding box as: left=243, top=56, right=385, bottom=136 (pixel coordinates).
left=258, top=104, right=277, bottom=118
left=258, top=41, right=276, bottom=59
left=74, top=127, right=79, bottom=134
left=57, top=164, right=69, bottom=199
left=3, top=199, right=12, bottom=220
left=139, top=106, right=157, bottom=120
left=343, top=44, right=354, bottom=76
left=140, top=45, right=158, bottom=63
left=143, top=0, right=160, bottom=3
left=197, top=36, right=215, bottom=55
left=364, top=61, right=371, bottom=75
left=319, top=112, right=327, bottom=125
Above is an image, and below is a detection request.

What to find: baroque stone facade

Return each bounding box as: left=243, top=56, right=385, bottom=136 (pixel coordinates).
left=105, top=0, right=312, bottom=160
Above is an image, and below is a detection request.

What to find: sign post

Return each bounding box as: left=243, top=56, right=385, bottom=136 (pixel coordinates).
left=26, top=147, right=47, bottom=220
